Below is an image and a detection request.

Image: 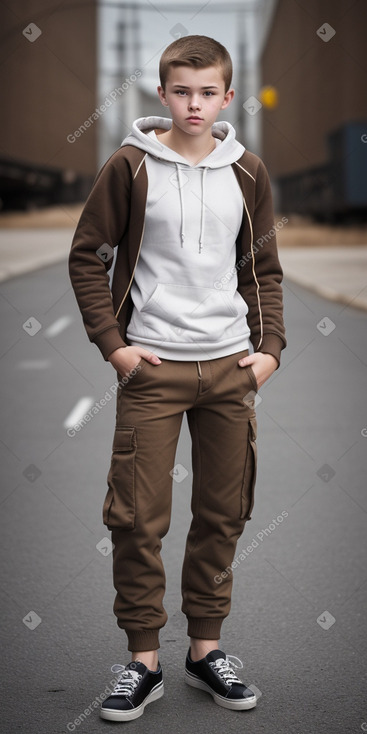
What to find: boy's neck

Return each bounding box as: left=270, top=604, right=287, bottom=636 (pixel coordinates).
left=156, top=122, right=216, bottom=166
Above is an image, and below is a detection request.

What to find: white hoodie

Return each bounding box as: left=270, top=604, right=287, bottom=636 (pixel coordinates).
left=122, top=116, right=251, bottom=360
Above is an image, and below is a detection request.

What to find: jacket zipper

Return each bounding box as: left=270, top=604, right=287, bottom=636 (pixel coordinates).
left=240, top=192, right=263, bottom=350
left=114, top=216, right=146, bottom=320
left=114, top=155, right=147, bottom=320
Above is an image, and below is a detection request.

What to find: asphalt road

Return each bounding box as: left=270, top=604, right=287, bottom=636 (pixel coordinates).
left=1, top=259, right=367, bottom=734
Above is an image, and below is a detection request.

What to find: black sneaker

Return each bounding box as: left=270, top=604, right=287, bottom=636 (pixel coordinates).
left=185, top=648, right=257, bottom=711
left=100, top=660, right=164, bottom=721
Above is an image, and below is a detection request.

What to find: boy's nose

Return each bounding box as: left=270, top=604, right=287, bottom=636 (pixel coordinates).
left=188, top=96, right=201, bottom=110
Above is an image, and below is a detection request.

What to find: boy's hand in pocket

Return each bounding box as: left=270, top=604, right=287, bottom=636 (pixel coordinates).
left=108, top=346, right=161, bottom=377
left=238, top=352, right=278, bottom=390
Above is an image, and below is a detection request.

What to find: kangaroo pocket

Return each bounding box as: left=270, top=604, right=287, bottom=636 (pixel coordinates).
left=103, top=426, right=137, bottom=529
left=138, top=283, right=248, bottom=342
left=240, top=417, right=257, bottom=520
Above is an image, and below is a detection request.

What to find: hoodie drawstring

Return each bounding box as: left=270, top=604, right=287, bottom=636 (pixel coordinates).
left=199, top=166, right=207, bottom=254
left=175, top=163, right=185, bottom=248
left=175, top=162, right=208, bottom=254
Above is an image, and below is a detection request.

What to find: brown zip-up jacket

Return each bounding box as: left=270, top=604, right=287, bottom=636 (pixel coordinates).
left=69, top=145, right=286, bottom=365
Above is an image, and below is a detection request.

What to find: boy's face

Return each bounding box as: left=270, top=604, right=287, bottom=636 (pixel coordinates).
left=157, top=65, right=234, bottom=137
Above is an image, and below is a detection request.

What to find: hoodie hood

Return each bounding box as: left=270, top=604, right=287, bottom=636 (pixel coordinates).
left=121, top=116, right=245, bottom=168
left=121, top=117, right=245, bottom=253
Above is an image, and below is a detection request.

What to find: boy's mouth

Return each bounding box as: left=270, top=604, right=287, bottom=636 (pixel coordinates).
left=186, top=116, right=203, bottom=122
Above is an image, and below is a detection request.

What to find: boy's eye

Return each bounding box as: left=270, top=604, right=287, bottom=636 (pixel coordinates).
left=173, top=90, right=215, bottom=97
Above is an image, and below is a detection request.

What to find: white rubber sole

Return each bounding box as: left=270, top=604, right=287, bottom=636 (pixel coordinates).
left=185, top=670, right=257, bottom=710
left=100, top=681, right=164, bottom=721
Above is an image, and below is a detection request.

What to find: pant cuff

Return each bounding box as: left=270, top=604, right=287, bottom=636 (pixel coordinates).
left=187, top=617, right=225, bottom=640
left=122, top=628, right=161, bottom=652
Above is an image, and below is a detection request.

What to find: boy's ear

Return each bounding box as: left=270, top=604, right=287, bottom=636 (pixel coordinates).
left=221, top=88, right=235, bottom=110
left=157, top=85, right=169, bottom=107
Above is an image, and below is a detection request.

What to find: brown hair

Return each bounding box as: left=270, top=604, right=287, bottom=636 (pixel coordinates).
left=159, top=35, right=232, bottom=92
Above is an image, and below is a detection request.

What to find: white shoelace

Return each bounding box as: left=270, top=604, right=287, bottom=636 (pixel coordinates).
left=209, top=655, right=244, bottom=686
left=110, top=664, right=142, bottom=697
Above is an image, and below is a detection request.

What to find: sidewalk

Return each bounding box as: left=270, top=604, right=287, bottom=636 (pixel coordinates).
left=0, top=228, right=75, bottom=282
left=278, top=245, right=367, bottom=310
left=0, top=208, right=366, bottom=310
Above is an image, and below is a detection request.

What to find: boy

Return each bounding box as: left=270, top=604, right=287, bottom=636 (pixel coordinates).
left=69, top=35, right=286, bottom=722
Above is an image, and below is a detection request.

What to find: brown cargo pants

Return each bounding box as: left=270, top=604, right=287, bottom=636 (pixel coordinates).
left=103, top=348, right=258, bottom=652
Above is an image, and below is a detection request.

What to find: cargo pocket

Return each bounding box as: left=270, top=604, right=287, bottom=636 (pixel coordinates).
left=240, top=417, right=257, bottom=520
left=103, top=426, right=137, bottom=530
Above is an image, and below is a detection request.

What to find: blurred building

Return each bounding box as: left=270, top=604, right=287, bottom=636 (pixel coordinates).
left=0, top=0, right=98, bottom=210
left=260, top=0, right=367, bottom=220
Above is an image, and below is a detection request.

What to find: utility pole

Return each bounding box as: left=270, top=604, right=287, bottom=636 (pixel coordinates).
left=236, top=7, right=247, bottom=147
left=111, top=7, right=141, bottom=147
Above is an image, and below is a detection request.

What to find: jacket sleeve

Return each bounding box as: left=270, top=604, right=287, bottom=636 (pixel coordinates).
left=68, top=153, right=131, bottom=360
left=239, top=159, right=287, bottom=367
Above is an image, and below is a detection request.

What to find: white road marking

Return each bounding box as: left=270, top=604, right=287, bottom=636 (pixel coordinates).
left=44, top=315, right=73, bottom=338
left=63, top=397, right=95, bottom=429
left=17, top=360, right=51, bottom=370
